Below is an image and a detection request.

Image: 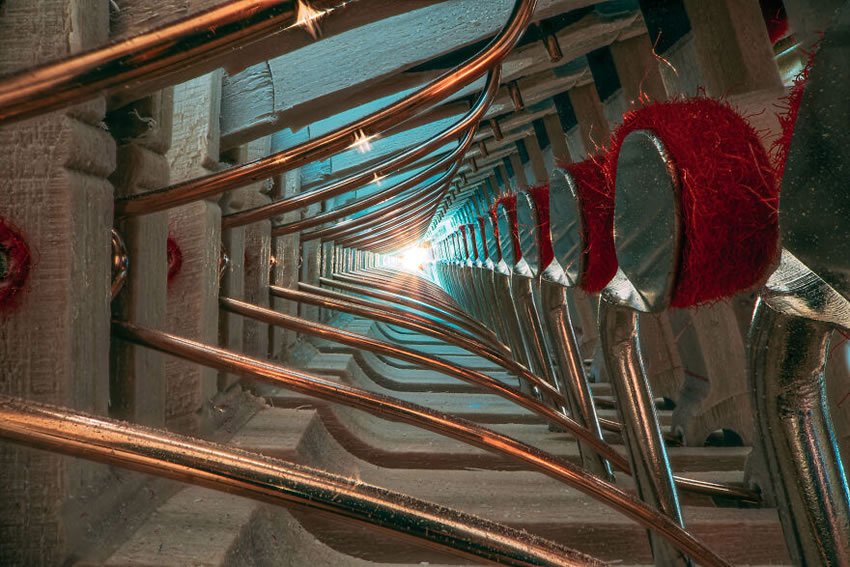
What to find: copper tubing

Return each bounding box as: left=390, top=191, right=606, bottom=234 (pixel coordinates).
left=0, top=1, right=299, bottom=124
left=114, top=1, right=537, bottom=217
left=301, top=171, right=453, bottom=241
left=339, top=207, right=440, bottom=250
left=0, top=394, right=601, bottom=567
left=323, top=275, right=505, bottom=349
left=251, top=68, right=502, bottom=232
left=112, top=319, right=731, bottom=567
left=333, top=187, right=450, bottom=245
left=279, top=135, right=472, bottom=238
left=307, top=179, right=450, bottom=242
left=221, top=296, right=625, bottom=466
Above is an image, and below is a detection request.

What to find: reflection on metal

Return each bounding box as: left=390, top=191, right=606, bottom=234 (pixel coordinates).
left=548, top=168, right=584, bottom=287
left=254, top=68, right=503, bottom=233
left=613, top=131, right=680, bottom=313
left=114, top=0, right=538, bottom=217
left=749, top=250, right=850, bottom=565
left=599, top=299, right=690, bottom=567
left=111, top=229, right=130, bottom=300
left=0, top=1, right=299, bottom=124
left=112, top=319, right=732, bottom=567
left=219, top=244, right=230, bottom=282
left=608, top=131, right=689, bottom=566
left=0, top=394, right=598, bottom=567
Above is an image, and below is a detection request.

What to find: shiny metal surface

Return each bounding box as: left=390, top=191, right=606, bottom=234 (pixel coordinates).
left=111, top=319, right=732, bottom=567
left=599, top=299, right=690, bottom=567
left=547, top=168, right=583, bottom=287
left=612, top=130, right=680, bottom=313
left=0, top=1, right=298, bottom=124
left=516, top=192, right=541, bottom=276
left=111, top=229, right=130, bottom=300
left=748, top=250, right=850, bottom=565
left=778, top=3, right=850, bottom=303
left=0, top=394, right=599, bottom=567
left=539, top=272, right=613, bottom=480
left=254, top=67, right=500, bottom=233
left=114, top=0, right=537, bottom=217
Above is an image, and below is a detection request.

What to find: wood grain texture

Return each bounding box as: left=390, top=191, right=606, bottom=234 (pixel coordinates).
left=164, top=72, right=223, bottom=435
left=0, top=1, right=113, bottom=564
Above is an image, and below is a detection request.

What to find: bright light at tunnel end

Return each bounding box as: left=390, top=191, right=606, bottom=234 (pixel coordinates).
left=397, top=245, right=429, bottom=271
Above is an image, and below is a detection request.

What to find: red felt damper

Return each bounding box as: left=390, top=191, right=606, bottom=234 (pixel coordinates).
left=607, top=97, right=779, bottom=308
left=493, top=194, right=521, bottom=261
left=459, top=224, right=470, bottom=260
left=558, top=158, right=618, bottom=293
left=526, top=184, right=555, bottom=268
left=488, top=209, right=503, bottom=262
left=166, top=236, right=182, bottom=283
left=0, top=218, right=32, bottom=309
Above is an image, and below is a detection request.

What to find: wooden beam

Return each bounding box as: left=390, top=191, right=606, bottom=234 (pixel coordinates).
left=220, top=3, right=645, bottom=149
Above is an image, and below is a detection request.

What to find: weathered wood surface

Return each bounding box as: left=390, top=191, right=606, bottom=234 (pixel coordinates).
left=164, top=72, right=223, bottom=434
left=108, top=90, right=173, bottom=427
left=0, top=1, right=113, bottom=564
left=220, top=4, right=644, bottom=149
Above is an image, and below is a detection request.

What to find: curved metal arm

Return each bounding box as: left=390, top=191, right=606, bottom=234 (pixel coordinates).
left=111, top=319, right=731, bottom=567
left=250, top=69, right=502, bottom=232
left=114, top=0, right=537, bottom=217
left=0, top=1, right=299, bottom=124
left=749, top=296, right=850, bottom=566
left=0, top=394, right=601, bottom=567
left=599, top=298, right=691, bottom=567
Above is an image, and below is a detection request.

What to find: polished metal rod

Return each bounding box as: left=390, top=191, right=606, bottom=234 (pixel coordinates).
left=253, top=69, right=501, bottom=232
left=0, top=1, right=298, bottom=124
left=749, top=292, right=850, bottom=566
left=334, top=188, right=449, bottom=245
left=0, top=394, right=600, bottom=567
left=115, top=0, right=535, bottom=217
left=111, top=319, right=731, bottom=567
left=600, top=299, right=691, bottom=567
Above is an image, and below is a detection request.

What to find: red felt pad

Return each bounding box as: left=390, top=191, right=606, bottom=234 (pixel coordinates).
left=488, top=209, right=503, bottom=262
left=556, top=158, right=618, bottom=293
left=166, top=236, right=183, bottom=283
left=607, top=97, right=780, bottom=308
left=493, top=194, right=521, bottom=261
left=525, top=184, right=555, bottom=268
left=0, top=218, right=32, bottom=309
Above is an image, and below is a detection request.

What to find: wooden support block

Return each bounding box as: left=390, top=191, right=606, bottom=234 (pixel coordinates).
left=164, top=72, right=223, bottom=435
left=522, top=133, right=550, bottom=185
left=108, top=90, right=174, bottom=427
left=542, top=112, right=573, bottom=166
left=609, top=32, right=669, bottom=105
left=567, top=83, right=610, bottom=157
left=683, top=0, right=783, bottom=96
left=637, top=312, right=684, bottom=403
left=508, top=152, right=529, bottom=188
left=0, top=1, right=113, bottom=564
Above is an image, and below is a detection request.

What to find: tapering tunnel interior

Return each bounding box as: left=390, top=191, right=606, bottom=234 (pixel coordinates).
left=1, top=0, right=849, bottom=565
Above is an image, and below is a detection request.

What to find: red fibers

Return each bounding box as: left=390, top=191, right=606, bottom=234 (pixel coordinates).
left=525, top=184, right=554, bottom=268
left=166, top=236, right=182, bottom=283
left=0, top=218, right=32, bottom=308
left=607, top=97, right=779, bottom=307
left=493, top=194, right=521, bottom=261
left=771, top=45, right=818, bottom=181
left=467, top=224, right=479, bottom=261
left=477, top=217, right=489, bottom=261
left=563, top=158, right=618, bottom=293
left=459, top=225, right=470, bottom=260
left=759, top=0, right=789, bottom=44
left=488, top=209, right=503, bottom=262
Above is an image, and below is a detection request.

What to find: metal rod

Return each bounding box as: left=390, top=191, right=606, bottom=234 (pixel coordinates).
left=599, top=299, right=691, bottom=567
left=0, top=394, right=600, bottom=567
left=255, top=67, right=501, bottom=232
left=111, top=319, right=731, bottom=567
left=114, top=1, right=536, bottom=217
left=749, top=294, right=850, bottom=566
left=0, top=1, right=299, bottom=124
